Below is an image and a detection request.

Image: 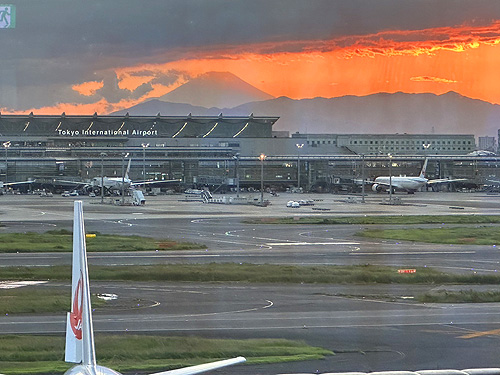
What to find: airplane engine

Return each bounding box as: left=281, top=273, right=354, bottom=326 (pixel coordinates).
left=372, top=184, right=383, bottom=193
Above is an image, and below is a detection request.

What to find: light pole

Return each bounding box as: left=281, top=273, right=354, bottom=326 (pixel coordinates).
left=100, top=152, right=107, bottom=204
left=3, top=141, right=10, bottom=183
left=296, top=143, right=304, bottom=191
left=234, top=153, right=240, bottom=198
left=388, top=153, right=393, bottom=203
left=121, top=152, right=129, bottom=206
left=361, top=154, right=365, bottom=203
left=259, top=153, right=266, bottom=206
left=141, top=143, right=149, bottom=190
left=422, top=144, right=431, bottom=191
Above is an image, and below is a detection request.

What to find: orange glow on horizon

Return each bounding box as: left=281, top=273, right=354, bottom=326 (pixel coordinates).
left=1, top=98, right=136, bottom=116
left=410, top=76, right=458, bottom=84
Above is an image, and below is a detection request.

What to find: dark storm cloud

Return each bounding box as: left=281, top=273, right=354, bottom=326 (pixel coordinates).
left=127, top=70, right=186, bottom=87
left=5, top=0, right=500, bottom=62
left=70, top=71, right=156, bottom=104
left=95, top=72, right=149, bottom=103
left=153, top=71, right=190, bottom=85
left=2, top=0, right=500, bottom=110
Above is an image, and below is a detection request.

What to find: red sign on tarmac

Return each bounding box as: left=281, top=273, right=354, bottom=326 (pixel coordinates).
left=398, top=269, right=416, bottom=274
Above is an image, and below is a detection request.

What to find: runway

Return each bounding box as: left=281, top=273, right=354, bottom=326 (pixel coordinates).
left=0, top=241, right=496, bottom=275
left=2, top=192, right=500, bottom=374
left=3, top=281, right=500, bottom=374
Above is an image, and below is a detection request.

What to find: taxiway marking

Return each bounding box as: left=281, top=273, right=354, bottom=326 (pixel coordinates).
left=459, top=328, right=500, bottom=339
left=267, top=242, right=360, bottom=246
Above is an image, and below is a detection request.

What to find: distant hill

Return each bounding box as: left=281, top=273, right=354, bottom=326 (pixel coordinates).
left=111, top=100, right=220, bottom=117
left=155, top=71, right=274, bottom=109
left=112, top=91, right=500, bottom=137
left=224, top=92, right=500, bottom=137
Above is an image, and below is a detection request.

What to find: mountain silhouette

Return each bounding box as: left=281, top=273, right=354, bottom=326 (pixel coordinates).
left=111, top=100, right=221, bottom=117
left=225, top=91, right=500, bottom=137
left=156, top=71, right=274, bottom=109
left=111, top=91, right=500, bottom=138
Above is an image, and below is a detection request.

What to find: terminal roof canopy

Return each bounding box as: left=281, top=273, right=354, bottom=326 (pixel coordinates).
left=0, top=114, right=279, bottom=138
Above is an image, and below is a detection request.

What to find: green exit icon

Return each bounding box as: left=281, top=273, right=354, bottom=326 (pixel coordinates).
left=0, top=5, right=15, bottom=29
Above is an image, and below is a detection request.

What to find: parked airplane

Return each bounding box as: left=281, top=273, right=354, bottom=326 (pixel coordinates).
left=0, top=180, right=35, bottom=193
left=87, top=159, right=180, bottom=194
left=371, top=158, right=466, bottom=194
left=65, top=201, right=245, bottom=375
left=59, top=159, right=181, bottom=195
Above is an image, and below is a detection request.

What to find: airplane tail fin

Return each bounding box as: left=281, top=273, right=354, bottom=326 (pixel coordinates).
left=64, top=201, right=245, bottom=375
left=65, top=201, right=97, bottom=368
left=419, top=158, right=428, bottom=179
left=125, top=158, right=132, bottom=180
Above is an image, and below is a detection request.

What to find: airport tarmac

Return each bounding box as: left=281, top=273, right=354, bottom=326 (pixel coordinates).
left=1, top=192, right=500, bottom=275
left=1, top=191, right=500, bottom=223
left=2, top=191, right=500, bottom=374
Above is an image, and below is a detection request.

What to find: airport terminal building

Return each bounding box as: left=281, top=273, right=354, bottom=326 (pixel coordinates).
left=0, top=113, right=496, bottom=192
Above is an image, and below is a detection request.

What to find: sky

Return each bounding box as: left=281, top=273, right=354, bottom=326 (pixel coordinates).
left=2, top=0, right=500, bottom=115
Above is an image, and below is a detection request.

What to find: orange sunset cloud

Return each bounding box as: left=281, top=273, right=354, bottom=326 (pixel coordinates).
left=72, top=81, right=104, bottom=96
left=410, top=76, right=458, bottom=84
left=116, top=74, right=155, bottom=91
left=6, top=20, right=500, bottom=115
left=111, top=21, right=500, bottom=103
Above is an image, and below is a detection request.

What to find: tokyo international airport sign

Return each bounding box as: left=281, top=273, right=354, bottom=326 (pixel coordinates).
left=0, top=5, right=15, bottom=29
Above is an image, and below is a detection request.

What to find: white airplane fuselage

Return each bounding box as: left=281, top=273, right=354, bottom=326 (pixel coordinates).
left=64, top=364, right=121, bottom=375
left=92, top=177, right=132, bottom=191
left=372, top=176, right=428, bottom=193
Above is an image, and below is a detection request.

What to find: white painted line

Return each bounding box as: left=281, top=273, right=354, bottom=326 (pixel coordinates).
left=350, top=251, right=476, bottom=255
left=0, top=281, right=48, bottom=289
left=267, top=242, right=360, bottom=246
left=90, top=254, right=221, bottom=258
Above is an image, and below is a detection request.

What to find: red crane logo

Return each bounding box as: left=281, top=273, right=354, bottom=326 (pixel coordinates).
left=69, top=272, right=83, bottom=340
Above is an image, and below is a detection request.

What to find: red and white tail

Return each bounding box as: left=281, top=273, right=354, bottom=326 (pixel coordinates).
left=65, top=201, right=97, bottom=368
left=419, top=158, right=429, bottom=179
left=124, top=158, right=132, bottom=180
left=63, top=201, right=245, bottom=375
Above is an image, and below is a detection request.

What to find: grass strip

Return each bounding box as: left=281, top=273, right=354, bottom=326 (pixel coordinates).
left=336, top=290, right=500, bottom=304
left=0, top=335, right=333, bottom=374
left=246, top=215, right=500, bottom=225
left=417, top=289, right=500, bottom=303
left=0, top=229, right=203, bottom=252
left=2, top=264, right=500, bottom=285
left=0, top=288, right=106, bottom=314
left=358, top=226, right=500, bottom=245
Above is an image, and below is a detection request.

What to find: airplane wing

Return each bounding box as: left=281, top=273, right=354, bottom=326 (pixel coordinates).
left=2, top=180, right=35, bottom=187
left=149, top=356, right=246, bottom=375
left=427, top=178, right=468, bottom=184
left=353, top=179, right=374, bottom=185
left=131, top=178, right=182, bottom=187
left=49, top=179, right=90, bottom=189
